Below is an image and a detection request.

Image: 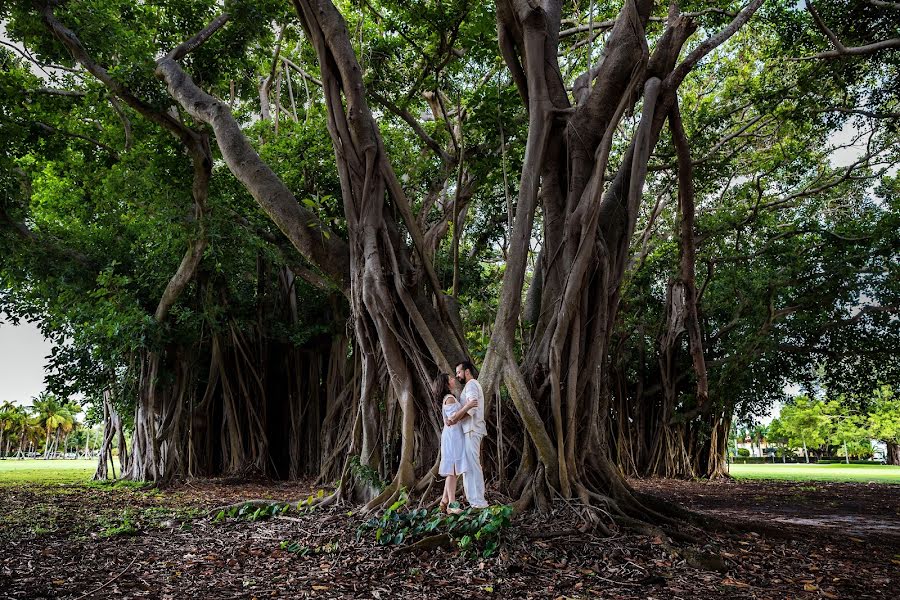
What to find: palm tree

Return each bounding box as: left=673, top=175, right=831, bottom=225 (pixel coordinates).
left=0, top=402, right=16, bottom=458
left=4, top=405, right=29, bottom=457
left=59, top=402, right=81, bottom=458
left=750, top=424, right=770, bottom=458
left=23, top=418, right=44, bottom=457
left=733, top=424, right=751, bottom=457
left=32, top=394, right=74, bottom=459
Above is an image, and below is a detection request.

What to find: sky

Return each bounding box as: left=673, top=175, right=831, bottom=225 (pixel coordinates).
left=0, top=319, right=54, bottom=406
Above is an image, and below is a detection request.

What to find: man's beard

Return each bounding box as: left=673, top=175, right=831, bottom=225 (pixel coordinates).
left=456, top=376, right=465, bottom=385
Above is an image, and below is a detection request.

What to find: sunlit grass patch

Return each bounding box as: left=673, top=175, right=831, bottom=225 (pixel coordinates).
left=0, top=459, right=119, bottom=485
left=727, top=462, right=900, bottom=483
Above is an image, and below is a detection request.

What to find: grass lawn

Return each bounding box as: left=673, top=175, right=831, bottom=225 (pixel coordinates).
left=0, top=458, right=119, bottom=484
left=727, top=462, right=900, bottom=483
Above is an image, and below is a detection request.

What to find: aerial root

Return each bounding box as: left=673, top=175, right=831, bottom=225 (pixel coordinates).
left=390, top=533, right=453, bottom=554
left=207, top=490, right=339, bottom=518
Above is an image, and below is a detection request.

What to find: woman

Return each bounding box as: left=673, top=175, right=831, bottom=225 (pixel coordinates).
left=432, top=372, right=468, bottom=514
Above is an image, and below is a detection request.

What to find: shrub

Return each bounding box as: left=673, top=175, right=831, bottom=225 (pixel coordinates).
left=737, top=448, right=751, bottom=457
left=357, top=491, right=512, bottom=558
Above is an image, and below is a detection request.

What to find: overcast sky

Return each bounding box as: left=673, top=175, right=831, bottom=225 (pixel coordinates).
left=0, top=319, right=54, bottom=406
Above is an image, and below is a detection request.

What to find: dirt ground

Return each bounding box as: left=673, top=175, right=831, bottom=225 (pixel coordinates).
left=632, top=477, right=900, bottom=543
left=1, top=477, right=897, bottom=599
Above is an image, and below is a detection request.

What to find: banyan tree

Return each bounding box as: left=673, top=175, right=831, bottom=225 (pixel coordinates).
left=3, top=0, right=897, bottom=522
left=152, top=0, right=763, bottom=518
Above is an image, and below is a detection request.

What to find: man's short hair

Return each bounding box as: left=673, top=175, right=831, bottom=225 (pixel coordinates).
left=457, top=360, right=478, bottom=378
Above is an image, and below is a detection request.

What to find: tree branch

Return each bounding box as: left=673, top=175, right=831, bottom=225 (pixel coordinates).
left=26, top=87, right=87, bottom=97
left=867, top=0, right=900, bottom=8
left=815, top=106, right=900, bottom=119
left=154, top=235, right=207, bottom=322
left=806, top=1, right=847, bottom=53
left=282, top=57, right=323, bottom=87
left=794, top=37, right=900, bottom=60
left=668, top=0, right=766, bottom=88
left=669, top=99, right=709, bottom=416
left=32, top=120, right=120, bottom=157
left=39, top=3, right=194, bottom=146
left=560, top=9, right=736, bottom=40
left=156, top=44, right=351, bottom=292
left=166, top=13, right=231, bottom=60
left=370, top=90, right=452, bottom=165
left=649, top=113, right=769, bottom=171
left=796, top=0, right=900, bottom=59
left=559, top=19, right=617, bottom=39
left=107, top=96, right=133, bottom=151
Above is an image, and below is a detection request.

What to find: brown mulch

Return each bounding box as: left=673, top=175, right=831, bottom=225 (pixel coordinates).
left=631, top=477, right=900, bottom=543
left=1, top=477, right=897, bottom=599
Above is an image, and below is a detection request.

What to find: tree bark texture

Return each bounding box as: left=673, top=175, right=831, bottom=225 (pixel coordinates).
left=37, top=0, right=767, bottom=507
left=154, top=0, right=763, bottom=512
left=476, top=0, right=761, bottom=511
left=157, top=1, right=469, bottom=503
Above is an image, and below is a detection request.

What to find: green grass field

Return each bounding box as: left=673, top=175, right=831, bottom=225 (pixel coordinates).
left=0, top=459, right=120, bottom=484
left=728, top=462, right=900, bottom=483
left=3, top=458, right=899, bottom=485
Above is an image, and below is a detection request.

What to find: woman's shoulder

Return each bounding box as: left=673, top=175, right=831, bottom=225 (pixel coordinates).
left=443, top=394, right=458, bottom=405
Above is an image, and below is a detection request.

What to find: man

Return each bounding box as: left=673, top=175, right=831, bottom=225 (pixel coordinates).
left=446, top=361, right=488, bottom=508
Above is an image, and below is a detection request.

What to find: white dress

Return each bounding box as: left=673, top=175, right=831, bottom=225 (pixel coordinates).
left=439, top=395, right=469, bottom=476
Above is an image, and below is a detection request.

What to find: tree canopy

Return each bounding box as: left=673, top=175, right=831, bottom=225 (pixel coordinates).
left=0, top=0, right=897, bottom=517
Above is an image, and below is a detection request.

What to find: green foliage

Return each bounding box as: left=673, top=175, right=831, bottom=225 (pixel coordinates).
left=85, top=478, right=149, bottom=491
left=357, top=493, right=512, bottom=558
left=100, top=509, right=138, bottom=537
left=770, top=389, right=900, bottom=460
left=279, top=539, right=339, bottom=557
left=737, top=448, right=751, bottom=458
left=348, top=455, right=387, bottom=492
left=213, top=501, right=291, bottom=523
left=0, top=0, right=339, bottom=428
left=868, top=386, right=900, bottom=445
left=823, top=399, right=869, bottom=458
left=778, top=396, right=829, bottom=453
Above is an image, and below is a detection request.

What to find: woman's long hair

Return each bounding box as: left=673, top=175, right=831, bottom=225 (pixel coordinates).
left=431, top=373, right=451, bottom=404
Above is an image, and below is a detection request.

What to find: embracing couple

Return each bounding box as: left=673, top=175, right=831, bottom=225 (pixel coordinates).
left=431, top=361, right=488, bottom=513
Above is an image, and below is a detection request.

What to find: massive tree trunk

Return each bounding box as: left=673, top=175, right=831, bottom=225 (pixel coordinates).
left=94, top=389, right=127, bottom=480
left=476, top=0, right=761, bottom=516
left=40, top=4, right=213, bottom=483
left=478, top=0, right=677, bottom=515
left=887, top=442, right=900, bottom=466
left=157, top=4, right=468, bottom=505
left=151, top=0, right=763, bottom=515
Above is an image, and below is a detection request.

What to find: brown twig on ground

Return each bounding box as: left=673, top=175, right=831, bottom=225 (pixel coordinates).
left=73, top=553, right=140, bottom=600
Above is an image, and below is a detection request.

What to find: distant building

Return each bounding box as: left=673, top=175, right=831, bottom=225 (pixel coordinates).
left=871, top=440, right=887, bottom=462
left=735, top=435, right=771, bottom=457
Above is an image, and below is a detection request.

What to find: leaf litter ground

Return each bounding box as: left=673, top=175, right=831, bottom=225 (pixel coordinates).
left=1, top=476, right=897, bottom=598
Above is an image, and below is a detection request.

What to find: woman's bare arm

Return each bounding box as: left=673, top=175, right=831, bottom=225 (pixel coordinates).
left=447, top=386, right=479, bottom=424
